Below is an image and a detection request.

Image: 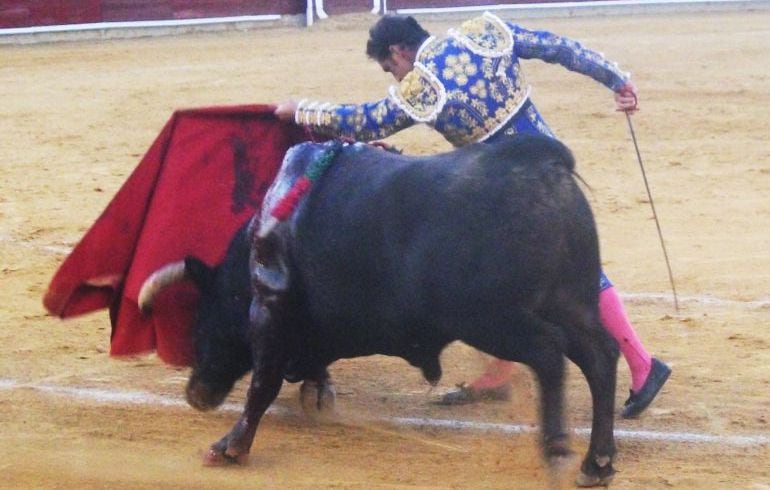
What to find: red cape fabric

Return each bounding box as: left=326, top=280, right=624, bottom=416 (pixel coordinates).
left=43, top=105, right=313, bottom=366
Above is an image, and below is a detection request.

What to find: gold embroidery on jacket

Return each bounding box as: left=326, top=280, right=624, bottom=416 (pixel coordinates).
left=450, top=12, right=513, bottom=57
left=442, top=52, right=478, bottom=86
left=390, top=63, right=446, bottom=122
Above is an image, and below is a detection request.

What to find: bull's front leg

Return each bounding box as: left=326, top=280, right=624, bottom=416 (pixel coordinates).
left=204, top=301, right=286, bottom=466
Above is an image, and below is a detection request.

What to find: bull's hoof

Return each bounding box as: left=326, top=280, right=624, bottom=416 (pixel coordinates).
left=576, top=455, right=615, bottom=487
left=544, top=433, right=575, bottom=480
left=575, top=470, right=614, bottom=487
left=545, top=434, right=572, bottom=459
left=299, top=379, right=336, bottom=420
left=202, top=448, right=250, bottom=466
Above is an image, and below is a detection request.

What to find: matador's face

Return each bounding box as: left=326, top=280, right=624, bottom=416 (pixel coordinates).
left=378, top=45, right=416, bottom=82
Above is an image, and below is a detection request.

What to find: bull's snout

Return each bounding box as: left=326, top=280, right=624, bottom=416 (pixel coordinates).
left=185, top=377, right=228, bottom=411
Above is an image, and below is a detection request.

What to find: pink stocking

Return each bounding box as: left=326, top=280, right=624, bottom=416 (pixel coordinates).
left=599, top=286, right=652, bottom=392
left=469, top=358, right=515, bottom=390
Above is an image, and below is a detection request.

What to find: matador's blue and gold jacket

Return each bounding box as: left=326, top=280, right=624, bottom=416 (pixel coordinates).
left=295, top=12, right=630, bottom=147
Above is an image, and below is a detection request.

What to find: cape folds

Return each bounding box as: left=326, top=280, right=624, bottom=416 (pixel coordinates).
left=43, top=105, right=314, bottom=366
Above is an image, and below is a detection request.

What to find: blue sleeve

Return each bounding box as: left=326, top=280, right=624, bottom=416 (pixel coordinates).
left=508, top=22, right=630, bottom=91
left=296, top=97, right=415, bottom=141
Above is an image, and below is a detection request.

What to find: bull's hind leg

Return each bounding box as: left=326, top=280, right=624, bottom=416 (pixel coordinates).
left=204, top=301, right=286, bottom=466
left=517, top=330, right=572, bottom=465
left=564, top=321, right=620, bottom=487
left=465, top=311, right=572, bottom=467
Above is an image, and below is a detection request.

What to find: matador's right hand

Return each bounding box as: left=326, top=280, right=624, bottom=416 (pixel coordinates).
left=615, top=81, right=639, bottom=114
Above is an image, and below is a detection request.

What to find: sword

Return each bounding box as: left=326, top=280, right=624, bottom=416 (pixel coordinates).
left=625, top=111, right=680, bottom=311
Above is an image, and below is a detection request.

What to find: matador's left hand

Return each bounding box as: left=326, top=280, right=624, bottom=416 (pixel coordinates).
left=615, top=81, right=639, bottom=114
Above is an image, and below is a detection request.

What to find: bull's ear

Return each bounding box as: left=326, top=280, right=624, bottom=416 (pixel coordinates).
left=184, top=257, right=216, bottom=291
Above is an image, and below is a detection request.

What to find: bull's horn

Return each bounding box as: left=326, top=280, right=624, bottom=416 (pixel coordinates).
left=138, top=261, right=188, bottom=315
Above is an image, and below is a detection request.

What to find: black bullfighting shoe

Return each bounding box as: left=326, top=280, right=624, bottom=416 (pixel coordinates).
left=621, top=357, right=672, bottom=419
left=436, top=382, right=512, bottom=405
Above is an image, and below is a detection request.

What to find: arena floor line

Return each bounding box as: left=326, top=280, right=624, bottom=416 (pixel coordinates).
left=2, top=378, right=768, bottom=448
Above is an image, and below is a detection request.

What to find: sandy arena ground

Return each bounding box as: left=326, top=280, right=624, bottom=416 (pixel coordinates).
left=1, top=9, right=769, bottom=489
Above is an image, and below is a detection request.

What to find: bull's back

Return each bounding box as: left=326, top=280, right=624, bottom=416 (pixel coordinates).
left=292, top=136, right=598, bottom=349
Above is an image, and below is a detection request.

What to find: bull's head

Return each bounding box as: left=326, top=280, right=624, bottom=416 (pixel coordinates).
left=138, top=229, right=254, bottom=411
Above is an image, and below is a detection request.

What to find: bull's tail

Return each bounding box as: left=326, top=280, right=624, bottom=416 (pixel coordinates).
left=542, top=135, right=576, bottom=174
left=571, top=169, right=592, bottom=193
left=529, top=134, right=593, bottom=193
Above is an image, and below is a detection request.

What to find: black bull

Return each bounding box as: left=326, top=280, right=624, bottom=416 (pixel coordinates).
left=141, top=134, right=619, bottom=486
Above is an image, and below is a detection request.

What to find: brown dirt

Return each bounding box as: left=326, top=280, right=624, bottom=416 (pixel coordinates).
left=1, top=10, right=769, bottom=489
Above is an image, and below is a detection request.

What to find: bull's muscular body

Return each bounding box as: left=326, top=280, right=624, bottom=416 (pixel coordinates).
left=202, top=135, right=618, bottom=486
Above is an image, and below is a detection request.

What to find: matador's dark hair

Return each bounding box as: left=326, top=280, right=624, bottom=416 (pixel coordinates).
left=366, top=15, right=431, bottom=60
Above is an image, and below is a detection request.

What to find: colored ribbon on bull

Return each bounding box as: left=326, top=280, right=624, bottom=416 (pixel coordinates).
left=270, top=140, right=344, bottom=221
